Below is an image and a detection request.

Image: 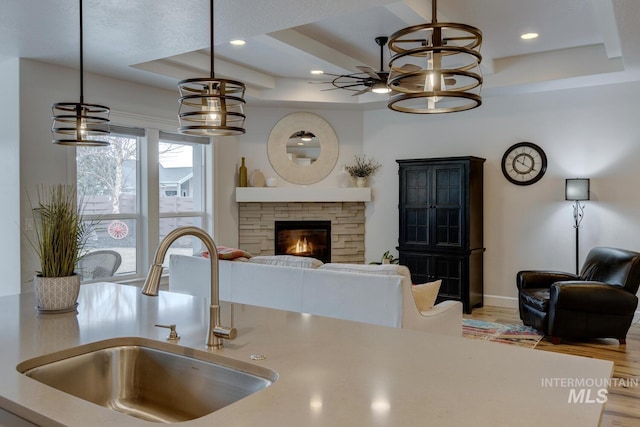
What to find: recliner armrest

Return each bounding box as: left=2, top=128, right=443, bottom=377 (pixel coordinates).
left=550, top=281, right=639, bottom=314
left=517, top=270, right=579, bottom=290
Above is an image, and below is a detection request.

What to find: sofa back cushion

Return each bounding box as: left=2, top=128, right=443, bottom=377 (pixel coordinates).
left=248, top=255, right=324, bottom=269
left=580, top=247, right=640, bottom=293
left=318, top=263, right=411, bottom=283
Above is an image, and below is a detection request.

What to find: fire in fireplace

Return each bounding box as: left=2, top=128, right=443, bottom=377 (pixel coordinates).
left=274, top=221, right=331, bottom=263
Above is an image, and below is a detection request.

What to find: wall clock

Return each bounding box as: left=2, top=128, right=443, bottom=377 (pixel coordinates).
left=501, top=142, right=547, bottom=185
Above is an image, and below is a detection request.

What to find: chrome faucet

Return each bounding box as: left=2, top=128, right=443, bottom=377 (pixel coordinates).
left=142, top=226, right=237, bottom=348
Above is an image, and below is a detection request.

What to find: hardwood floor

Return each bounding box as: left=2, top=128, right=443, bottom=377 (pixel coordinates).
left=465, top=306, right=640, bottom=427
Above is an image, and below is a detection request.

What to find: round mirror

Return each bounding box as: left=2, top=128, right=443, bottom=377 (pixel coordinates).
left=268, top=113, right=338, bottom=185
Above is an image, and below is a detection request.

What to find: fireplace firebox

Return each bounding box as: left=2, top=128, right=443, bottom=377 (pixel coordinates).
left=274, top=221, right=331, bottom=263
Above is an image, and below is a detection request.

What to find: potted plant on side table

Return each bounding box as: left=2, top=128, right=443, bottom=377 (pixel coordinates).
left=346, top=155, right=381, bottom=188
left=26, top=184, right=93, bottom=313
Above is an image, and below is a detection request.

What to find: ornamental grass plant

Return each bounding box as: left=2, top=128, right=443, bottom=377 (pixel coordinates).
left=27, top=184, right=92, bottom=278
left=345, top=155, right=381, bottom=178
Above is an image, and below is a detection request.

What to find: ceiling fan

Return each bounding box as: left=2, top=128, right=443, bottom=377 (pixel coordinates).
left=312, top=36, right=391, bottom=96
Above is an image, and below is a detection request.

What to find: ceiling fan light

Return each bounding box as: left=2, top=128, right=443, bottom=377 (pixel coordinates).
left=299, top=131, right=315, bottom=141
left=372, top=82, right=391, bottom=94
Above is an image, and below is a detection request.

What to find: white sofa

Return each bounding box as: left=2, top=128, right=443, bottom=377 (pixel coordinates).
left=168, top=255, right=462, bottom=336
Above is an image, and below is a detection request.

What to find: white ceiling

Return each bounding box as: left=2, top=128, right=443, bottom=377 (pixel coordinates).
left=2, top=0, right=639, bottom=109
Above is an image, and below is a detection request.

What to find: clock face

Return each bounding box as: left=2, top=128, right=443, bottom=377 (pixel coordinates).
left=501, top=142, right=547, bottom=185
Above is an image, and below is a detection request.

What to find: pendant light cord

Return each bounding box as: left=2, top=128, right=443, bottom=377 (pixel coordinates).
left=432, top=0, right=437, bottom=24
left=210, top=0, right=215, bottom=79
left=79, top=0, right=84, bottom=104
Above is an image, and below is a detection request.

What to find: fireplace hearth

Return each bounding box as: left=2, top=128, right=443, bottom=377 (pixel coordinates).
left=275, top=221, right=331, bottom=263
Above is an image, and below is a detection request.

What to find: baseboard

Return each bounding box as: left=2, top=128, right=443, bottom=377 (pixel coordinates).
left=482, top=295, right=518, bottom=309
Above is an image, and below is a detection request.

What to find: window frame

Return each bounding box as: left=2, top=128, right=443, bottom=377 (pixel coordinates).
left=69, top=115, right=213, bottom=285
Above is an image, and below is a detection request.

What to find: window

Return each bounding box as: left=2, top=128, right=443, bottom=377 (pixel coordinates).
left=76, top=126, right=142, bottom=281
left=158, top=132, right=206, bottom=261
left=75, top=126, right=209, bottom=282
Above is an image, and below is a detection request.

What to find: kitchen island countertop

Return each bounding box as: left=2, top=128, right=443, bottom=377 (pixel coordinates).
left=0, top=283, right=612, bottom=426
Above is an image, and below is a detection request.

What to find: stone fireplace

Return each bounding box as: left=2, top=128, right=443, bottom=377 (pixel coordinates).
left=238, top=201, right=365, bottom=263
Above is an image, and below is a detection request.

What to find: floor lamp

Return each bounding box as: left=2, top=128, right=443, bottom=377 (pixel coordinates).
left=565, top=178, right=590, bottom=274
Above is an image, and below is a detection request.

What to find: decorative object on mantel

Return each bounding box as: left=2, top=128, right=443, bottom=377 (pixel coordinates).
left=337, top=165, right=352, bottom=188
left=266, top=176, right=278, bottom=187
left=51, top=0, right=110, bottom=146
left=249, top=169, right=266, bottom=187
left=387, top=0, right=482, bottom=114
left=238, top=157, right=248, bottom=187
left=25, top=185, right=94, bottom=313
left=177, top=0, right=246, bottom=136
left=346, top=155, right=381, bottom=188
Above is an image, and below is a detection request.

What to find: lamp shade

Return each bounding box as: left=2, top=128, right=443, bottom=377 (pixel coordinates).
left=565, top=178, right=590, bottom=201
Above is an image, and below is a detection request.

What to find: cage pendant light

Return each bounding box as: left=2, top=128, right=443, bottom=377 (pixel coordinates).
left=178, top=0, right=246, bottom=136
left=51, top=0, right=110, bottom=146
left=387, top=0, right=483, bottom=114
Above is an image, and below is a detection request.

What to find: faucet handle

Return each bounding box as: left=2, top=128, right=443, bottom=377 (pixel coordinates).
left=155, top=324, right=180, bottom=341
left=213, top=325, right=237, bottom=341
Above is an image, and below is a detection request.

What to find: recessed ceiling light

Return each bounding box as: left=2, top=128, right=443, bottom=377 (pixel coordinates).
left=521, top=32, right=539, bottom=40
left=230, top=39, right=246, bottom=46
left=310, top=70, right=324, bottom=75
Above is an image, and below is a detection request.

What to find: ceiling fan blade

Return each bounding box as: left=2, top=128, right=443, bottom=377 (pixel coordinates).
left=356, top=65, right=384, bottom=81
left=352, top=87, right=371, bottom=96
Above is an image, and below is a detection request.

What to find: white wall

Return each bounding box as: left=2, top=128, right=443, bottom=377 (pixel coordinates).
left=0, top=58, right=21, bottom=296
left=363, top=80, right=640, bottom=307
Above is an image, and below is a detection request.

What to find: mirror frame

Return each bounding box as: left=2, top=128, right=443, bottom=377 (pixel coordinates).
left=267, top=112, right=338, bottom=185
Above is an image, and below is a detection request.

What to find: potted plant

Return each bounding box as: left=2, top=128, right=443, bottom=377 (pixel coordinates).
left=26, top=184, right=93, bottom=313
left=369, top=250, right=399, bottom=265
left=345, top=155, right=381, bottom=187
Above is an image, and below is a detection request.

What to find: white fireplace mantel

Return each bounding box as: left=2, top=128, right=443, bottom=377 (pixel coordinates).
left=235, top=187, right=371, bottom=203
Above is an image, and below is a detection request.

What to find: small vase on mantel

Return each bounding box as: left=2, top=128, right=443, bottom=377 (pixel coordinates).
left=249, top=169, right=266, bottom=187
left=356, top=177, right=368, bottom=188
left=337, top=166, right=352, bottom=188
left=239, top=157, right=248, bottom=187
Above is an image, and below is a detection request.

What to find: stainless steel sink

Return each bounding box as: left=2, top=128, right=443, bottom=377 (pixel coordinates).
left=17, top=337, right=277, bottom=423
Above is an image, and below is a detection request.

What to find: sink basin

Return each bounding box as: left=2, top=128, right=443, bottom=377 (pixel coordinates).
left=17, top=337, right=277, bottom=423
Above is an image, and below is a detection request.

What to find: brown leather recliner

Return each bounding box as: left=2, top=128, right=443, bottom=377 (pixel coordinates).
left=517, top=247, right=640, bottom=344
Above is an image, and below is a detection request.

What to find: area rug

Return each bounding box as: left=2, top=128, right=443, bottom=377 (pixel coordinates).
left=462, top=319, right=544, bottom=349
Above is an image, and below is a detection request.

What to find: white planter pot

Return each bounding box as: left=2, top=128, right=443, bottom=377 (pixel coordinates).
left=356, top=177, right=368, bottom=187
left=34, top=274, right=81, bottom=313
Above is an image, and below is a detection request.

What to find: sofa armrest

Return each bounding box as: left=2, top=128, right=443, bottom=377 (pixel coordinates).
left=403, top=300, right=463, bottom=337
left=517, top=270, right=579, bottom=290
left=550, top=281, right=639, bottom=314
